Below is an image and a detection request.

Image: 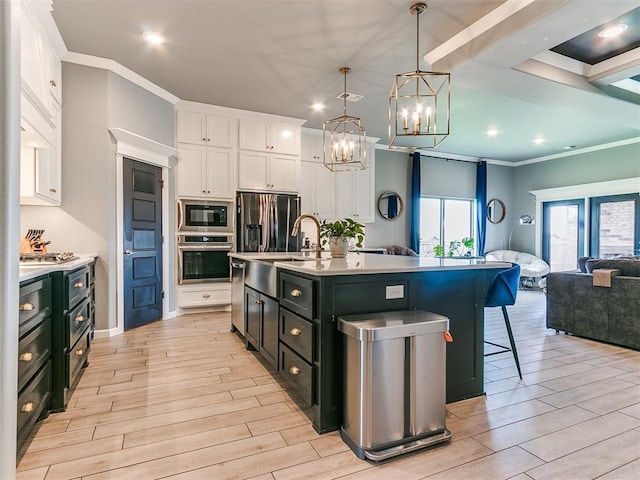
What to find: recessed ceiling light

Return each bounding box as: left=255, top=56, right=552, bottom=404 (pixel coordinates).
left=533, top=138, right=545, bottom=145
left=311, top=102, right=325, bottom=112
left=486, top=129, right=499, bottom=137
left=143, top=31, right=166, bottom=44
left=598, top=24, right=628, bottom=39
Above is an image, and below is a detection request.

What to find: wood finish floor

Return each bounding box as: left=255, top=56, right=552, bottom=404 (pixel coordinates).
left=17, top=290, right=640, bottom=479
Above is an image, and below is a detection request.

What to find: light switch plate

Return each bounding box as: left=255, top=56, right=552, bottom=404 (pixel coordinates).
left=386, top=285, right=404, bottom=299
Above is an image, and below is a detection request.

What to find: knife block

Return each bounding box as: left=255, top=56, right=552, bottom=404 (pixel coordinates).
left=19, top=237, right=48, bottom=254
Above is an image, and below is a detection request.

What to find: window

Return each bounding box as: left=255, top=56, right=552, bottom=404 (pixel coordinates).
left=542, top=199, right=585, bottom=272
left=420, top=197, right=475, bottom=256
left=590, top=194, right=640, bottom=258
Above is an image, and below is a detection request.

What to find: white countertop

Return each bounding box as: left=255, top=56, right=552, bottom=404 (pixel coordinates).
left=19, top=254, right=98, bottom=283
left=230, top=251, right=511, bottom=276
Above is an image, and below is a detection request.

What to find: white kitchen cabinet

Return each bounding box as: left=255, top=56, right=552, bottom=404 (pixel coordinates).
left=300, top=161, right=335, bottom=220
left=177, top=144, right=236, bottom=199
left=301, top=128, right=324, bottom=163
left=238, top=151, right=298, bottom=193
left=177, top=283, right=231, bottom=308
left=334, top=143, right=376, bottom=222
left=20, top=0, right=63, bottom=206
left=20, top=143, right=60, bottom=206
left=239, top=119, right=300, bottom=156
left=176, top=110, right=235, bottom=148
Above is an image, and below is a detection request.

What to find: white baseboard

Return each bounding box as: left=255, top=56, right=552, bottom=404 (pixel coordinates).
left=93, top=327, right=120, bottom=338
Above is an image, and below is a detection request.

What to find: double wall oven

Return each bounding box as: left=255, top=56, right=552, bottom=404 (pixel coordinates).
left=177, top=200, right=234, bottom=284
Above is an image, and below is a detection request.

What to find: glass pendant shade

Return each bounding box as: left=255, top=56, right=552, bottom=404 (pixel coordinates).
left=388, top=2, right=450, bottom=150
left=323, top=67, right=367, bottom=172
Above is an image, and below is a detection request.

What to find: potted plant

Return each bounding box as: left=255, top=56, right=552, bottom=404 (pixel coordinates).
left=431, top=237, right=475, bottom=257
left=319, top=218, right=365, bottom=258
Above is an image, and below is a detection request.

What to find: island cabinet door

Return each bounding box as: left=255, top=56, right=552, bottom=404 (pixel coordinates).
left=245, top=287, right=261, bottom=351
left=260, top=295, right=279, bottom=370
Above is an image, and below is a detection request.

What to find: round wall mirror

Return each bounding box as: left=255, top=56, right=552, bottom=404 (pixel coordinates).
left=487, top=198, right=506, bottom=224
left=377, top=191, right=404, bottom=220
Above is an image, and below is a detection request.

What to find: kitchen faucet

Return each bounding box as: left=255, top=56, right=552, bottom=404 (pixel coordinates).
left=292, top=214, right=322, bottom=259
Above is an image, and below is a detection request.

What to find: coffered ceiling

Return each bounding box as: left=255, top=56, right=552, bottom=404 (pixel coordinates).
left=50, top=0, right=640, bottom=163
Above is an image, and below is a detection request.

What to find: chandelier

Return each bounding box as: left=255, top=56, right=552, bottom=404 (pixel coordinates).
left=323, top=67, right=367, bottom=172
left=388, top=2, right=450, bottom=150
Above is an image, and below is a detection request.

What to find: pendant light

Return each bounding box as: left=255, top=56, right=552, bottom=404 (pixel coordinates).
left=388, top=2, right=450, bottom=150
left=323, top=67, right=367, bottom=172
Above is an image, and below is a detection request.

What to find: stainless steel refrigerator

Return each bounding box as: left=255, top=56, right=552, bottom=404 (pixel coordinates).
left=236, top=192, right=301, bottom=253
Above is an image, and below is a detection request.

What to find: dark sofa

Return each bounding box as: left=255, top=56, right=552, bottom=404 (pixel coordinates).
left=546, top=257, right=640, bottom=350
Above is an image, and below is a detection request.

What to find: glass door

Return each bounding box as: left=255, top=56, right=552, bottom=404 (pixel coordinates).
left=542, top=199, right=585, bottom=272
left=590, top=193, right=640, bottom=258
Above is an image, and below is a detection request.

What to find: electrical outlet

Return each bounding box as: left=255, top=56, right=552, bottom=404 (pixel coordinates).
left=386, top=285, right=404, bottom=299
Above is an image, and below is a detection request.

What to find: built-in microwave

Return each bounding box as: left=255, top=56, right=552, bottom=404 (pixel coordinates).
left=178, top=199, right=233, bottom=232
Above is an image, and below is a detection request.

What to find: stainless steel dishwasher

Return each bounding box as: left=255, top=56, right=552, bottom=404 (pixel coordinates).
left=230, top=258, right=246, bottom=334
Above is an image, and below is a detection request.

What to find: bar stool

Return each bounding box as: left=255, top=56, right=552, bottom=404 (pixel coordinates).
left=484, top=264, right=523, bottom=379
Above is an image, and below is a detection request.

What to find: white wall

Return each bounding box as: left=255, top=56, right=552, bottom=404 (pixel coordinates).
left=20, top=63, right=175, bottom=331
left=511, top=142, right=640, bottom=253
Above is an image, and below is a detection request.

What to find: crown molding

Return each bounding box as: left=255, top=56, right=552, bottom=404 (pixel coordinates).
left=63, top=51, right=180, bottom=105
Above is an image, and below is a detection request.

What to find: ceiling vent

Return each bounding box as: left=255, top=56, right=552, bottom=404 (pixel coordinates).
left=337, top=92, right=363, bottom=102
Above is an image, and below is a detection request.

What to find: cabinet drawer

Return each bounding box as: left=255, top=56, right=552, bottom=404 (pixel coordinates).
left=178, top=284, right=231, bottom=307
left=67, top=333, right=90, bottom=389
left=279, top=272, right=314, bottom=319
left=66, top=266, right=91, bottom=309
left=280, top=308, right=313, bottom=363
left=17, top=360, right=51, bottom=446
left=19, top=276, right=52, bottom=336
left=18, top=317, right=51, bottom=392
left=67, top=296, right=92, bottom=348
left=279, top=343, right=313, bottom=406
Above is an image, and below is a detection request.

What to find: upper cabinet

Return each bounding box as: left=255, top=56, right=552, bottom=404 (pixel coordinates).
left=176, top=144, right=236, bottom=199
left=237, top=117, right=303, bottom=193
left=175, top=101, right=304, bottom=197
left=20, top=0, right=64, bottom=206
left=176, top=110, right=236, bottom=148
left=300, top=128, right=324, bottom=163
left=239, top=119, right=300, bottom=156
left=238, top=151, right=298, bottom=193
left=300, top=129, right=377, bottom=223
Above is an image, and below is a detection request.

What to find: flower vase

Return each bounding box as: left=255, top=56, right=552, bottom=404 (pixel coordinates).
left=328, top=236, right=349, bottom=258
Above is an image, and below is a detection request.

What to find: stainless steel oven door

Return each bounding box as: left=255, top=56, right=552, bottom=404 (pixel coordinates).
left=177, top=243, right=232, bottom=284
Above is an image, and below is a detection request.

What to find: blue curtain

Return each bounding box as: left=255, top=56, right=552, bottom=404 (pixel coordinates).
left=410, top=152, right=421, bottom=253
left=476, top=160, right=487, bottom=256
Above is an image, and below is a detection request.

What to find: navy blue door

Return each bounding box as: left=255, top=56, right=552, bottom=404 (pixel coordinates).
left=123, top=158, right=163, bottom=329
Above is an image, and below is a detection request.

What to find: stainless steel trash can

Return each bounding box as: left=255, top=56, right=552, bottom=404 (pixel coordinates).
left=338, top=310, right=452, bottom=461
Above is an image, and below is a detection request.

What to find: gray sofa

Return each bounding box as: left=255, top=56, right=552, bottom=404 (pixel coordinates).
left=546, top=257, right=640, bottom=350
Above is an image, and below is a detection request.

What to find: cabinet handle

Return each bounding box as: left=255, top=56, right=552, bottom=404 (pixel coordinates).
left=74, top=282, right=84, bottom=288
left=49, top=188, right=57, bottom=193
left=207, top=138, right=211, bottom=141
left=203, top=293, right=210, bottom=298
left=19, top=302, right=34, bottom=311
left=202, top=137, right=207, bottom=141
left=290, top=289, right=302, bottom=297
left=289, top=366, right=301, bottom=375
left=75, top=348, right=84, bottom=356
left=290, top=327, right=301, bottom=336
left=21, top=401, right=35, bottom=413
left=19, top=352, right=34, bottom=362
left=75, top=315, right=85, bottom=323
left=202, top=190, right=206, bottom=193
left=50, top=80, right=57, bottom=87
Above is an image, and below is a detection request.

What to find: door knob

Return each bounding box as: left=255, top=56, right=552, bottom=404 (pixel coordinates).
left=124, top=250, right=134, bottom=256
